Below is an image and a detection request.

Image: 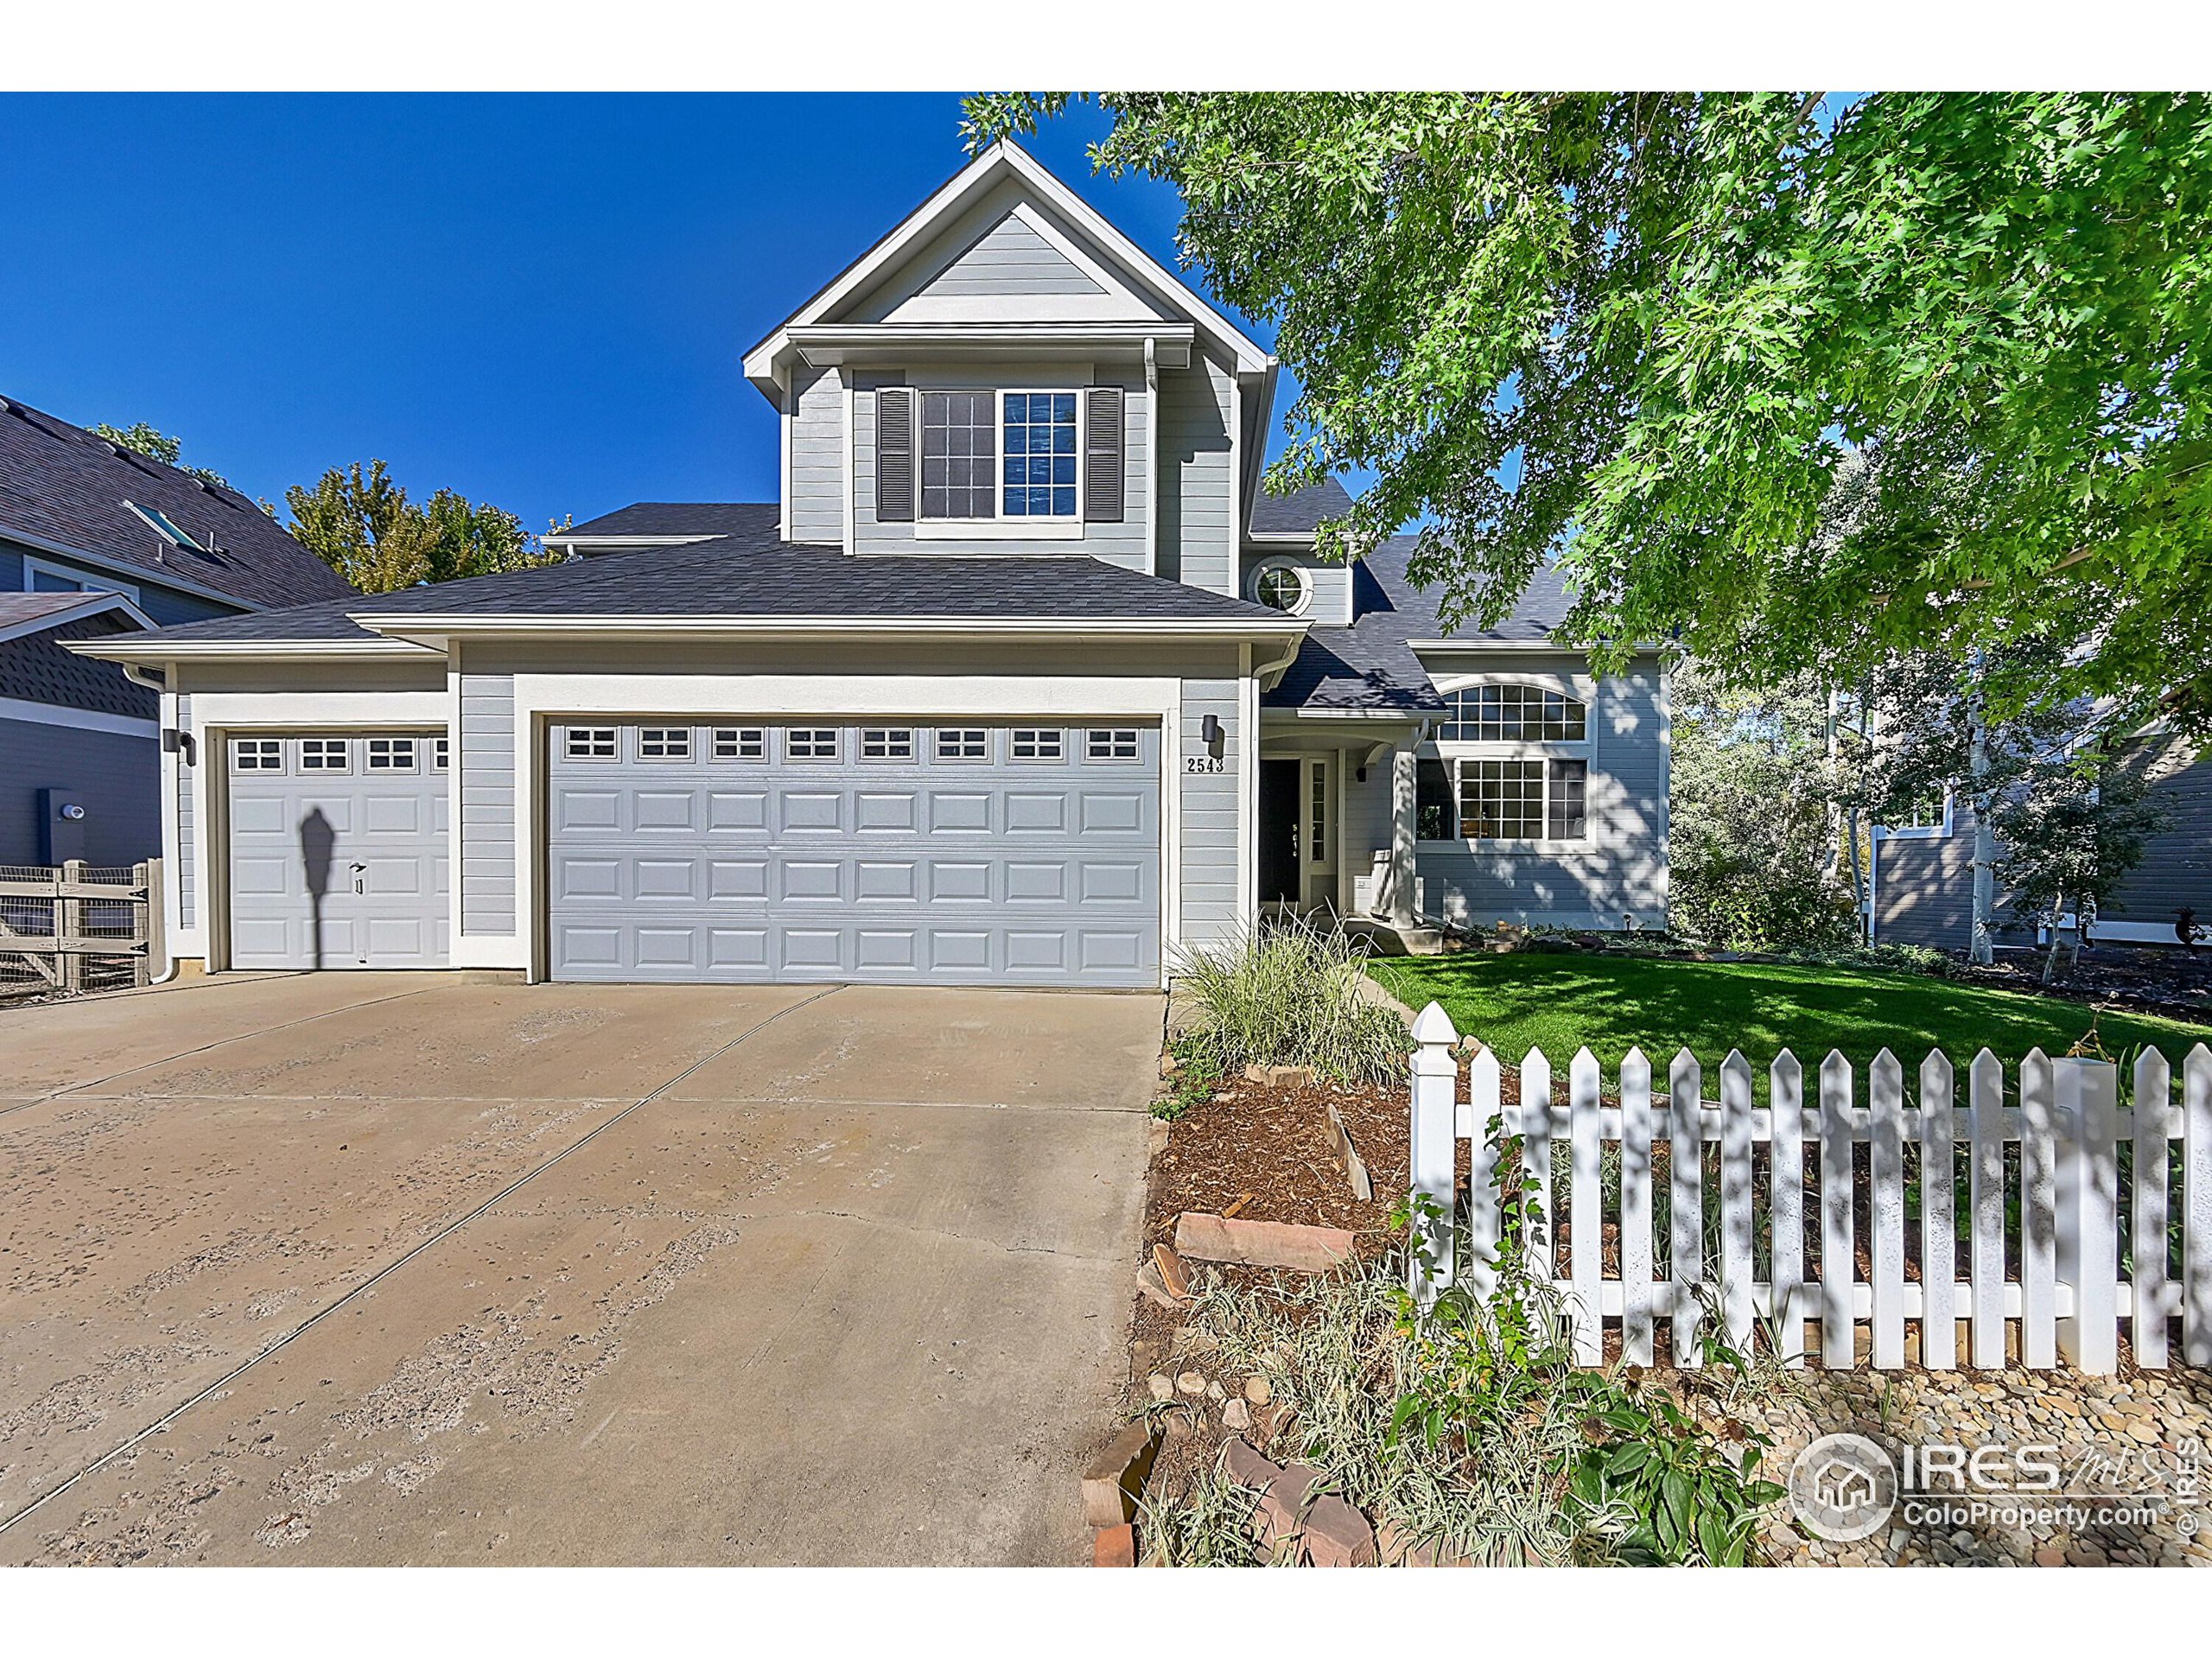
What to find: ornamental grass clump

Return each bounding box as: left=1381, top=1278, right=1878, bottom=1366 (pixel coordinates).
left=1171, top=913, right=1411, bottom=1086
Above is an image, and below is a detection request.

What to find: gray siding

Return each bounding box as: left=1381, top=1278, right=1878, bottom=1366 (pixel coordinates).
left=1872, top=811, right=1977, bottom=951
left=900, top=212, right=1104, bottom=299
left=2, top=537, right=238, bottom=626
left=1408, top=656, right=1669, bottom=931
left=788, top=365, right=844, bottom=546
left=1238, top=547, right=1351, bottom=624
left=849, top=373, right=1149, bottom=569
left=1341, top=756, right=1393, bottom=911
left=2107, top=736, right=2212, bottom=930
left=1159, top=356, right=1236, bottom=594
left=1876, top=735, right=2212, bottom=949
left=460, top=672, right=517, bottom=935
left=176, top=691, right=196, bottom=930
left=0, top=715, right=158, bottom=865
left=1179, top=678, right=1243, bottom=951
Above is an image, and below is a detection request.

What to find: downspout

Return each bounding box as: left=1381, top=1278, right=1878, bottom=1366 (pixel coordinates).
left=1143, top=336, right=1159, bottom=578
left=124, top=660, right=183, bottom=984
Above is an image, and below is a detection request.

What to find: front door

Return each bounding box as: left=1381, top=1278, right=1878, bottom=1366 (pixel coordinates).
left=1258, top=759, right=1300, bottom=905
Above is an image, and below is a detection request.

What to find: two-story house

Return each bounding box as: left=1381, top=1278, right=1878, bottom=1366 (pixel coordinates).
left=1, top=397, right=353, bottom=868
left=77, top=143, right=1668, bottom=986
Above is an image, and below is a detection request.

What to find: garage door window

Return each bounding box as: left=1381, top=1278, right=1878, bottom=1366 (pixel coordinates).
left=861, top=727, right=915, bottom=760
left=1087, top=728, right=1140, bottom=762
left=639, top=727, right=692, bottom=760
left=432, top=737, right=449, bottom=772
left=936, top=728, right=988, bottom=762
left=788, top=728, right=839, bottom=760
left=713, top=727, right=766, bottom=760
left=233, top=738, right=282, bottom=772
left=301, top=739, right=351, bottom=772
left=1011, top=728, right=1063, bottom=760
left=366, top=737, right=417, bottom=772
left=566, top=728, right=618, bottom=760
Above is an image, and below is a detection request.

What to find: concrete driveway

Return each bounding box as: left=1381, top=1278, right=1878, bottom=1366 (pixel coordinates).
left=0, top=973, right=1160, bottom=1565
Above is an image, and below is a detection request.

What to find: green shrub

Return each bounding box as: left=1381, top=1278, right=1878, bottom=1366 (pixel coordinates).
left=1172, top=913, right=1412, bottom=1086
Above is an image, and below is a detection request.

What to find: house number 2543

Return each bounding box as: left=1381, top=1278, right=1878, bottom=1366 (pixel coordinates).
left=1184, top=756, right=1225, bottom=774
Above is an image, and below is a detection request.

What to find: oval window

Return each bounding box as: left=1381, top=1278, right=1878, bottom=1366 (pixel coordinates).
left=1253, top=561, right=1311, bottom=614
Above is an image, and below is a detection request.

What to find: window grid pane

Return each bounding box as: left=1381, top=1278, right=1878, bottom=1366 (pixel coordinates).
left=1086, top=728, right=1140, bottom=761
left=432, top=737, right=449, bottom=772
left=1548, top=759, right=1588, bottom=841
left=919, top=391, right=996, bottom=519
left=1010, top=727, right=1063, bottom=760
left=936, top=728, right=988, bottom=761
left=638, top=727, right=691, bottom=760
left=1439, top=684, right=1587, bottom=742
left=1001, top=391, right=1077, bottom=518
left=365, top=737, right=416, bottom=771
left=787, top=728, right=839, bottom=760
left=712, top=727, right=766, bottom=760
left=1459, top=759, right=1544, bottom=839
left=300, top=738, right=350, bottom=772
left=233, top=739, right=282, bottom=772
left=567, top=728, right=618, bottom=760
left=861, top=727, right=914, bottom=760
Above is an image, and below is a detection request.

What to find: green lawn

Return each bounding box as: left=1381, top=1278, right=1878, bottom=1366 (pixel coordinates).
left=1369, top=951, right=2212, bottom=1079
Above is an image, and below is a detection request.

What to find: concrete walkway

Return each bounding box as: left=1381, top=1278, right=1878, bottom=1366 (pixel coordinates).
left=0, top=974, right=1160, bottom=1565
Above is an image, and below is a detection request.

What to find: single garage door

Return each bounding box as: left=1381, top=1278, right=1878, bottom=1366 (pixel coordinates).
left=226, top=731, right=450, bottom=969
left=547, top=719, right=1161, bottom=986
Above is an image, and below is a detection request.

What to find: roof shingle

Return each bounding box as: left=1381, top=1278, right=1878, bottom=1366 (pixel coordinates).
left=0, top=397, right=353, bottom=612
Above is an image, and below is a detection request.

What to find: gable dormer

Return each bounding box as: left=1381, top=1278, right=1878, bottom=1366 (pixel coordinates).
left=743, top=143, right=1277, bottom=596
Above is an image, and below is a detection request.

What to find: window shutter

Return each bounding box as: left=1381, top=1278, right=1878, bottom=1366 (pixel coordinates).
left=1084, top=385, right=1124, bottom=523
left=876, top=387, right=915, bottom=523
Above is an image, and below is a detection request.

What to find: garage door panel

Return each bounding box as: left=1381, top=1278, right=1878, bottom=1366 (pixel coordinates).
left=634, top=791, right=697, bottom=831
left=708, top=791, right=769, bottom=831
left=557, top=789, right=622, bottom=832
left=928, top=791, right=993, bottom=833
left=856, top=860, right=918, bottom=900
left=547, top=721, right=1159, bottom=987
left=227, top=732, right=449, bottom=970
left=710, top=859, right=770, bottom=899
left=856, top=791, right=919, bottom=832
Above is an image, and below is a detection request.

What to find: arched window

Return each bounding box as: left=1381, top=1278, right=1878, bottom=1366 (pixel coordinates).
left=1436, top=683, right=1586, bottom=743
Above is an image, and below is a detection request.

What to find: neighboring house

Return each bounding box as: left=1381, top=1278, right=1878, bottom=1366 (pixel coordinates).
left=1872, top=727, right=2210, bottom=953
left=76, top=142, right=1668, bottom=987
left=0, top=397, right=353, bottom=866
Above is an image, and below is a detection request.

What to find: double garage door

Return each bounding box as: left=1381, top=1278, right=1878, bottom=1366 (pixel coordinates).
left=226, top=730, right=450, bottom=969
left=547, top=719, right=1162, bottom=987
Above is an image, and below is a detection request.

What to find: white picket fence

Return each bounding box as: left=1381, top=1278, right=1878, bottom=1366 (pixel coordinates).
left=1407, top=1003, right=2212, bottom=1375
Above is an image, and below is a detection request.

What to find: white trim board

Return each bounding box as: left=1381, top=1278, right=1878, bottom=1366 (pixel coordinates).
left=0, top=696, right=159, bottom=738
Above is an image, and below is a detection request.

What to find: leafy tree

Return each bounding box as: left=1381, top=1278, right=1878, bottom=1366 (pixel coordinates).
left=1835, top=645, right=2173, bottom=967
left=283, top=460, right=562, bottom=593
left=964, top=92, right=2212, bottom=731
left=92, top=420, right=233, bottom=490
left=1995, top=749, right=2167, bottom=980
left=1668, top=660, right=1857, bottom=950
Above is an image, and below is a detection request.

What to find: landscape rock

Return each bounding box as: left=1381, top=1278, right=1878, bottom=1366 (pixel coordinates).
left=1081, top=1421, right=1162, bottom=1529
left=1173, top=1211, right=1358, bottom=1273
left=1146, top=1373, right=1174, bottom=1402
left=1175, top=1370, right=1208, bottom=1397
left=1152, top=1243, right=1192, bottom=1301
left=1301, top=1494, right=1379, bottom=1567
left=1222, top=1398, right=1251, bottom=1431
left=1244, top=1376, right=1273, bottom=1406
left=1093, top=1523, right=1135, bottom=1567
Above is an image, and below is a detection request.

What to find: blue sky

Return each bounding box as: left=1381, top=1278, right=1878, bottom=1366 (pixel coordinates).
left=0, top=93, right=1292, bottom=534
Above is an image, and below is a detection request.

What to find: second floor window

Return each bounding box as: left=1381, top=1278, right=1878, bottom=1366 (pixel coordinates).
left=917, top=390, right=1078, bottom=521
left=920, top=391, right=996, bottom=520
left=1001, top=392, right=1077, bottom=518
